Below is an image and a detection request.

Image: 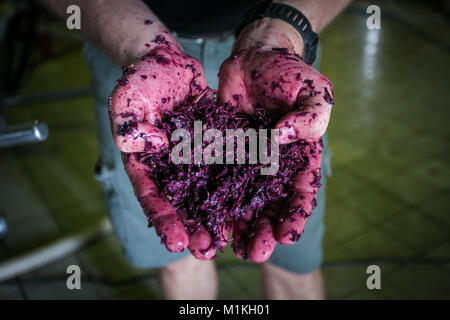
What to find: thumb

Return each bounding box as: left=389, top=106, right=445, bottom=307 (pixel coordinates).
left=275, top=85, right=334, bottom=144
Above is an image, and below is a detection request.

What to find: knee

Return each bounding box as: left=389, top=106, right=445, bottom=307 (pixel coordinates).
left=263, top=262, right=321, bottom=282
left=160, top=254, right=208, bottom=276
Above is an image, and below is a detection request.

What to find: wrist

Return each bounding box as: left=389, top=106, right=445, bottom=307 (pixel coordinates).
left=234, top=18, right=304, bottom=56
left=114, top=22, right=180, bottom=66
left=120, top=34, right=179, bottom=66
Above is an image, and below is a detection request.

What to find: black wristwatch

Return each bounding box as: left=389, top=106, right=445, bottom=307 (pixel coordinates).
left=236, top=0, right=319, bottom=65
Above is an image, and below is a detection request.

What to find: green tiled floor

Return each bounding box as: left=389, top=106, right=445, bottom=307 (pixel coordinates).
left=0, top=0, right=449, bottom=299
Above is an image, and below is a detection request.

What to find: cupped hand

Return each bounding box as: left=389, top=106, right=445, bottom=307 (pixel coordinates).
left=218, top=24, right=334, bottom=263
left=109, top=43, right=217, bottom=260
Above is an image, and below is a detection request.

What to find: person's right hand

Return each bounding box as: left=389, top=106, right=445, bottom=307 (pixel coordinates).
left=109, top=41, right=218, bottom=260
left=217, top=19, right=334, bottom=263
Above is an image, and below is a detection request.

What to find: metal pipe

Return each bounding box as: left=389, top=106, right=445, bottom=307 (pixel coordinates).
left=0, top=120, right=48, bottom=149
left=0, top=218, right=112, bottom=282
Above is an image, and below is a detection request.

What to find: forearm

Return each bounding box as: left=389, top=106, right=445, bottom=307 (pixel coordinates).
left=40, top=0, right=176, bottom=66
left=235, top=0, right=352, bottom=55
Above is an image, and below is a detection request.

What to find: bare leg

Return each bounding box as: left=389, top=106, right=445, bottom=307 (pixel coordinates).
left=158, top=254, right=218, bottom=300
left=261, top=263, right=326, bottom=300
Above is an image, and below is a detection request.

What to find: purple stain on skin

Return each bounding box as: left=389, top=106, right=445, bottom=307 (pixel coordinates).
left=144, top=19, right=153, bottom=25
left=152, top=35, right=165, bottom=43
left=117, top=112, right=138, bottom=136
left=312, top=113, right=318, bottom=119
left=142, top=52, right=170, bottom=65
left=155, top=55, right=170, bottom=65
left=145, top=208, right=158, bottom=218
left=232, top=94, right=240, bottom=101
left=120, top=112, right=137, bottom=120
left=324, top=87, right=334, bottom=105
left=310, top=168, right=322, bottom=188
left=251, top=70, right=260, bottom=79
left=159, top=233, right=167, bottom=245
left=122, top=153, right=131, bottom=163
left=144, top=139, right=154, bottom=152
left=117, top=121, right=135, bottom=136
left=141, top=75, right=148, bottom=80
left=136, top=133, right=156, bottom=153
left=152, top=34, right=170, bottom=45
left=271, top=80, right=283, bottom=92
left=161, top=98, right=167, bottom=104
left=116, top=78, right=129, bottom=87
left=121, top=66, right=136, bottom=76
left=199, top=246, right=213, bottom=256
left=304, top=79, right=314, bottom=89
left=192, top=80, right=202, bottom=91
left=311, top=198, right=317, bottom=210
left=291, top=231, right=302, bottom=242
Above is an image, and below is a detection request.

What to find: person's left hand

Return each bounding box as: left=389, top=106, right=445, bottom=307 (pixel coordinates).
left=109, top=43, right=222, bottom=260
left=217, top=19, right=334, bottom=263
